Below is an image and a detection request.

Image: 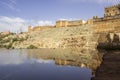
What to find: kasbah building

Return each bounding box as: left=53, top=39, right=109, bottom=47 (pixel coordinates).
left=28, top=4, right=120, bottom=33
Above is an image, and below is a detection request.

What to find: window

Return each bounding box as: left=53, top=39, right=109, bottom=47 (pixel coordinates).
left=106, top=10, right=109, bottom=13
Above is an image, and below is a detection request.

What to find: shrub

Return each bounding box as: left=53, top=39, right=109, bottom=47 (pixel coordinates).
left=12, top=38, right=18, bottom=42
left=27, top=45, right=37, bottom=49
left=6, top=43, right=13, bottom=49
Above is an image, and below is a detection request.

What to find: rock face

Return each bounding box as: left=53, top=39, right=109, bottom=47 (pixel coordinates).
left=13, top=25, right=99, bottom=49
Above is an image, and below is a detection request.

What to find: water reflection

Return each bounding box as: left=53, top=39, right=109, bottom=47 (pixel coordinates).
left=0, top=49, right=26, bottom=65
left=0, top=48, right=104, bottom=80
left=27, top=48, right=103, bottom=70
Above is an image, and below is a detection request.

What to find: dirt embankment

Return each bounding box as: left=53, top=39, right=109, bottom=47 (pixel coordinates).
left=12, top=26, right=99, bottom=49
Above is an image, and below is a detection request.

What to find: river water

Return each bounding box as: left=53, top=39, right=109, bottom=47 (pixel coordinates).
left=0, top=49, right=103, bottom=80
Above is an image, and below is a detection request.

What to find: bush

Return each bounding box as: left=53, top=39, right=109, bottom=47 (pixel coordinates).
left=12, top=38, right=18, bottom=42
left=6, top=43, right=13, bottom=49
left=27, top=45, right=37, bottom=49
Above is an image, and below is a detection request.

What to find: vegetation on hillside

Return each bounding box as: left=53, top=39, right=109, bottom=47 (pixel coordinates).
left=27, top=45, right=37, bottom=49
left=0, top=33, right=28, bottom=49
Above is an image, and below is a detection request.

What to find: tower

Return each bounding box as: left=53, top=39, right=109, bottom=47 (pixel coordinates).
left=104, top=4, right=120, bottom=17
left=28, top=26, right=32, bottom=32
left=104, top=0, right=120, bottom=17
left=56, top=20, right=68, bottom=27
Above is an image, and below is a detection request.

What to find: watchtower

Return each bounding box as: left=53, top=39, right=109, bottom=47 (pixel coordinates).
left=104, top=4, right=120, bottom=17
left=28, top=26, right=32, bottom=32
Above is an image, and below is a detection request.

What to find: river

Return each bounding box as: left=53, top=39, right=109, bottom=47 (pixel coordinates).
left=0, top=49, right=103, bottom=80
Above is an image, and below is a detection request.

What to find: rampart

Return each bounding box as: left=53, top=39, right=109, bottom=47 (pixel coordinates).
left=28, top=26, right=55, bottom=32
left=28, top=4, right=120, bottom=33
left=28, top=19, right=93, bottom=32
left=93, top=4, right=120, bottom=33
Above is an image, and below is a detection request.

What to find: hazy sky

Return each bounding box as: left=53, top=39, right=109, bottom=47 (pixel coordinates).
left=0, top=0, right=116, bottom=32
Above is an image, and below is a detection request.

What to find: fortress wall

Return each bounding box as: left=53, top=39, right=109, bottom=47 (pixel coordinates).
left=67, top=20, right=84, bottom=27
left=56, top=20, right=85, bottom=27
left=93, top=17, right=120, bottom=33
left=28, top=26, right=55, bottom=32
left=28, top=17, right=120, bottom=33
left=56, top=20, right=68, bottom=27
left=28, top=4, right=120, bottom=32
left=86, top=19, right=93, bottom=25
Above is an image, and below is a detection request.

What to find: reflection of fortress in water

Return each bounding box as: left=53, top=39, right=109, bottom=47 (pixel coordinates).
left=28, top=4, right=120, bottom=33
left=27, top=49, right=104, bottom=70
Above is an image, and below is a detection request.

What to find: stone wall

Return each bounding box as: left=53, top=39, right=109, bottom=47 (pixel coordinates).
left=104, top=4, right=120, bottom=17
left=56, top=20, right=68, bottom=27
left=28, top=4, right=120, bottom=33
left=93, top=16, right=120, bottom=33
left=28, top=26, right=55, bottom=32
left=28, top=15, right=120, bottom=33
left=56, top=20, right=85, bottom=27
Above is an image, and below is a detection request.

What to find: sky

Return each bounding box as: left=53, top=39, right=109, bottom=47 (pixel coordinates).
left=0, top=0, right=117, bottom=32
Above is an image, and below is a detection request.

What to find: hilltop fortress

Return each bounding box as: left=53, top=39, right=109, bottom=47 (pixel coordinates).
left=28, top=4, right=120, bottom=33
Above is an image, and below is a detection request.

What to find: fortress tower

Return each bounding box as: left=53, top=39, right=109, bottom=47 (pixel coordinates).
left=56, top=20, right=68, bottom=27
left=104, top=4, right=120, bottom=17
left=28, top=26, right=32, bottom=32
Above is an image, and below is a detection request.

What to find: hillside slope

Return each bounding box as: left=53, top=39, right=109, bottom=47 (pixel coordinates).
left=12, top=26, right=99, bottom=49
